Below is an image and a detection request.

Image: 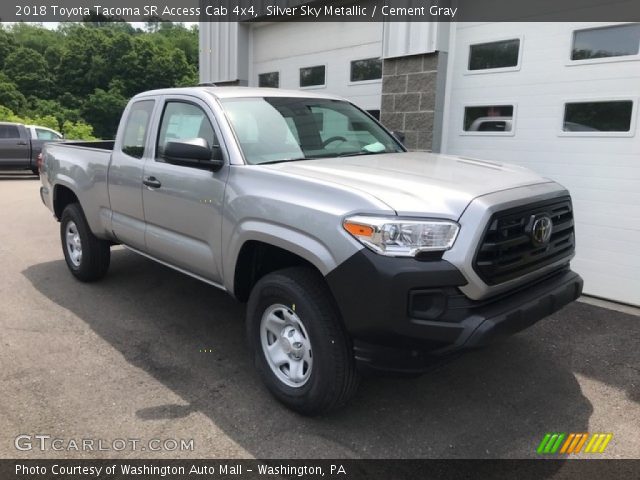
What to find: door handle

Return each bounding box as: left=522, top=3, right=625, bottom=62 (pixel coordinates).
left=143, top=176, right=162, bottom=189
left=16, top=141, right=27, bottom=145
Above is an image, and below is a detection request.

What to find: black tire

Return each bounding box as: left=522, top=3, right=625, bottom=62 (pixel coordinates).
left=60, top=203, right=110, bottom=282
left=247, top=267, right=359, bottom=415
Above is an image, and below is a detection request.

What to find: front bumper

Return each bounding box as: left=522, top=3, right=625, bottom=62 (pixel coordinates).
left=325, top=249, right=583, bottom=373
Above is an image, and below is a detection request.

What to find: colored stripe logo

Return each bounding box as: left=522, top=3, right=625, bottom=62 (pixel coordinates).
left=537, top=433, right=612, bottom=454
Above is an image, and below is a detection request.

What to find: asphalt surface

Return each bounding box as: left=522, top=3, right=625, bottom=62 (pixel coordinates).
left=1, top=171, right=639, bottom=460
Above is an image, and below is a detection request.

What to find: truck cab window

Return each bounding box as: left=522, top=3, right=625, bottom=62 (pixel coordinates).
left=0, top=125, right=20, bottom=139
left=121, top=100, right=154, bottom=159
left=157, top=102, right=217, bottom=160
left=36, top=128, right=61, bottom=140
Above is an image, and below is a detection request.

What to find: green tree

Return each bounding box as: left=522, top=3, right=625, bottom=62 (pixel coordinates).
left=0, top=105, right=23, bottom=123
left=153, top=23, right=199, bottom=65
left=28, top=114, right=60, bottom=130
left=0, top=21, right=199, bottom=140
left=57, top=26, right=112, bottom=96
left=62, top=120, right=97, bottom=140
left=119, top=36, right=196, bottom=96
left=25, top=97, right=80, bottom=128
left=0, top=27, right=16, bottom=68
left=81, top=83, right=127, bottom=139
left=8, top=23, right=60, bottom=56
left=0, top=106, right=60, bottom=133
left=0, top=75, right=27, bottom=113
left=4, top=47, right=52, bottom=98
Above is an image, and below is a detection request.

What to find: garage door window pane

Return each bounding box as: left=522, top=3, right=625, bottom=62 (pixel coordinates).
left=300, top=66, right=325, bottom=87
left=469, top=39, right=520, bottom=70
left=563, top=101, right=633, bottom=132
left=259, top=72, right=279, bottom=88
left=350, top=58, right=382, bottom=82
left=572, top=24, right=640, bottom=60
left=464, top=106, right=514, bottom=132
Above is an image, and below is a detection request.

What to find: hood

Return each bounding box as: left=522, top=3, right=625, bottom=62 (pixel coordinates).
left=263, top=152, right=550, bottom=218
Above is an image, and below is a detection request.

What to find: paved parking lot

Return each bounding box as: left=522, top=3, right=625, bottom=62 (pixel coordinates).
left=1, top=172, right=639, bottom=459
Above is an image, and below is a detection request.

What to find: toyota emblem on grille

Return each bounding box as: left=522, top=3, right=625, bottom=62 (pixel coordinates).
left=527, top=214, right=553, bottom=246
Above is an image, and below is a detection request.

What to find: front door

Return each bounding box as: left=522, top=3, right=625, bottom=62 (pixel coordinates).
left=142, top=97, right=229, bottom=283
left=0, top=124, right=29, bottom=167
left=107, top=99, right=155, bottom=250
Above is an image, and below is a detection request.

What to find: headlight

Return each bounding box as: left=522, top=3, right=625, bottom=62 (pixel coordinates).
left=343, top=215, right=459, bottom=257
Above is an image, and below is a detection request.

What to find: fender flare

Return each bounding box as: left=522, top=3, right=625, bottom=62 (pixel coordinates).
left=224, top=220, right=341, bottom=294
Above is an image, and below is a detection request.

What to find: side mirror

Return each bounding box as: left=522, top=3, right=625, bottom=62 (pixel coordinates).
left=164, top=138, right=224, bottom=171
left=392, top=131, right=406, bottom=144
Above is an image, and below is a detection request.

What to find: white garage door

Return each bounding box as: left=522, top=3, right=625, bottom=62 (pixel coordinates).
left=442, top=22, right=640, bottom=306
left=249, top=22, right=383, bottom=111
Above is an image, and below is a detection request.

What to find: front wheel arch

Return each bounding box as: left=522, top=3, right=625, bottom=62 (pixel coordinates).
left=233, top=240, right=325, bottom=302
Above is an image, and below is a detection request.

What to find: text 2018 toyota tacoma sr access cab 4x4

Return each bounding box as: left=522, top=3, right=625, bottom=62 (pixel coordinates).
left=40, top=87, right=583, bottom=414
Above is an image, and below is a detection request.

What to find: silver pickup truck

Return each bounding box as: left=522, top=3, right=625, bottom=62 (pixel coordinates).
left=40, top=87, right=583, bottom=414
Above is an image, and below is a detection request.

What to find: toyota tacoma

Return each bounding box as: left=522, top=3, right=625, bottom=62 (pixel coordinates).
left=39, top=87, right=583, bottom=414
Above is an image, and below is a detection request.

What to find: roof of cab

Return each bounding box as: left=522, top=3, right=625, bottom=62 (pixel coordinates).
left=133, top=86, right=345, bottom=101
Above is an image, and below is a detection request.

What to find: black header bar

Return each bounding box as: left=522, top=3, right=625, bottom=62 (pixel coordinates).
left=4, top=0, right=640, bottom=22
left=2, top=459, right=640, bottom=480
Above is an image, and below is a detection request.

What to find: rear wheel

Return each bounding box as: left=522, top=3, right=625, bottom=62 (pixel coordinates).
left=60, top=203, right=110, bottom=282
left=247, top=267, right=359, bottom=415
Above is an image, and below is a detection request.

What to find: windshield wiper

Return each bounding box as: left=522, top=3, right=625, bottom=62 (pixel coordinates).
left=337, top=150, right=387, bottom=158
left=257, top=156, right=322, bottom=165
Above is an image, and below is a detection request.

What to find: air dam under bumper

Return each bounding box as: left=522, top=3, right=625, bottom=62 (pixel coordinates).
left=325, top=249, right=583, bottom=374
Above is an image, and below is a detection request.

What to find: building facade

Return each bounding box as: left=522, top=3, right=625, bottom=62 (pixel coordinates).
left=199, top=20, right=640, bottom=306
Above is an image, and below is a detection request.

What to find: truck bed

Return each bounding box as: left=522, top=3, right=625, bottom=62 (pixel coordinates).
left=55, top=140, right=116, bottom=151
left=41, top=140, right=114, bottom=239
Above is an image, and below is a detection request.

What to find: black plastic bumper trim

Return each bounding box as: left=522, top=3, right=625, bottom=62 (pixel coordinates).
left=326, top=249, right=583, bottom=374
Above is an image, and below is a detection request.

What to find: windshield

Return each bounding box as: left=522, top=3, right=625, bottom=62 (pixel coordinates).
left=220, top=97, right=404, bottom=165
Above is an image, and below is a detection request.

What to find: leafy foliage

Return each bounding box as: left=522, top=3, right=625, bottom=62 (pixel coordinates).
left=81, top=83, right=128, bottom=139
left=0, top=22, right=198, bottom=139
left=62, top=120, right=97, bottom=140
left=0, top=73, right=27, bottom=113
left=0, top=105, right=95, bottom=140
left=4, top=47, right=53, bottom=97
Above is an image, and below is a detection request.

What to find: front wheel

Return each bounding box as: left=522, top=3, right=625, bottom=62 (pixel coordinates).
left=60, top=203, right=110, bottom=282
left=247, top=267, right=359, bottom=415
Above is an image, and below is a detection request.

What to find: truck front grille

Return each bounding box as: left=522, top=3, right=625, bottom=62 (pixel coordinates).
left=473, top=197, right=575, bottom=285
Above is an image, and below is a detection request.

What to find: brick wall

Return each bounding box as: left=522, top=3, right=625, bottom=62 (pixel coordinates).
left=380, top=53, right=439, bottom=151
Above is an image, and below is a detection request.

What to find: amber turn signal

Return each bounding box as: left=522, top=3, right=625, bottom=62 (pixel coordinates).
left=343, top=222, right=374, bottom=237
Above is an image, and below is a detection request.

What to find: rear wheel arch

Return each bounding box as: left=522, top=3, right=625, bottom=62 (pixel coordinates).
left=53, top=184, right=80, bottom=220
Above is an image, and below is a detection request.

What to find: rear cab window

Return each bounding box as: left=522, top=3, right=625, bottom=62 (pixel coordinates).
left=121, top=100, right=155, bottom=159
